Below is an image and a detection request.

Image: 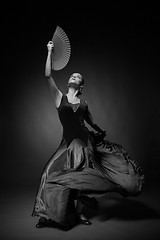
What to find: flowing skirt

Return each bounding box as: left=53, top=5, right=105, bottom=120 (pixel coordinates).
left=31, top=136, right=144, bottom=226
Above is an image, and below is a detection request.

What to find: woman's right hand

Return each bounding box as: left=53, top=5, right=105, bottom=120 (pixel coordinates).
left=47, top=41, right=54, bottom=52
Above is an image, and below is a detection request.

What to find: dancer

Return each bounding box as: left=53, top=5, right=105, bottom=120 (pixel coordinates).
left=31, top=41, right=144, bottom=229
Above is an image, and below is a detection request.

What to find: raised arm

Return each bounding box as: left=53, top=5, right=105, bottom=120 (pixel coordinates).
left=45, top=41, right=62, bottom=108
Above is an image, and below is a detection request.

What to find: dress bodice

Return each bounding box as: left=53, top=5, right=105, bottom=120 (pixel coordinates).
left=57, top=95, right=89, bottom=146
left=69, top=102, right=80, bottom=112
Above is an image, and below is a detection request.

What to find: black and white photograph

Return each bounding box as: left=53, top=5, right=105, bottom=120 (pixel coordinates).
left=1, top=2, right=160, bottom=240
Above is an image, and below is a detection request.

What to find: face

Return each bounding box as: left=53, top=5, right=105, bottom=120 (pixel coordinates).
left=68, top=73, right=83, bottom=85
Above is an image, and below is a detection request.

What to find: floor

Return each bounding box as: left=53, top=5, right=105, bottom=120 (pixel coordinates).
left=1, top=183, right=160, bottom=240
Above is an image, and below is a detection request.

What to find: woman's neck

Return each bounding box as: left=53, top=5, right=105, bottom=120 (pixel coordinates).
left=67, top=88, right=78, bottom=98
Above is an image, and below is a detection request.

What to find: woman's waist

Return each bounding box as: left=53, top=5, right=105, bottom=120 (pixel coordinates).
left=63, top=126, right=89, bottom=136
left=62, top=126, right=89, bottom=144
left=62, top=123, right=88, bottom=131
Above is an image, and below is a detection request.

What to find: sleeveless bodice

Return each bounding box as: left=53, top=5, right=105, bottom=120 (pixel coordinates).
left=57, top=95, right=89, bottom=146
left=69, top=102, right=80, bottom=112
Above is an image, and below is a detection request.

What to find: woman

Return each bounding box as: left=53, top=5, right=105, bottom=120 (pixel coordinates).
left=31, top=41, right=144, bottom=229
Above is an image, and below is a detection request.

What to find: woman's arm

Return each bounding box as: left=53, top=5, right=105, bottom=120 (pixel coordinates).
left=84, top=102, right=106, bottom=134
left=45, top=41, right=62, bottom=108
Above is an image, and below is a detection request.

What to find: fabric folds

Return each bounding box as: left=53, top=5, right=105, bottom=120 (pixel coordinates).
left=32, top=137, right=144, bottom=225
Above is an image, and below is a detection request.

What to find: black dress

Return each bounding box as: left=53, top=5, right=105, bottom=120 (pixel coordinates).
left=31, top=95, right=144, bottom=226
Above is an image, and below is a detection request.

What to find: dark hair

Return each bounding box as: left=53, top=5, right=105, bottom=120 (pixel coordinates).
left=80, top=76, right=84, bottom=86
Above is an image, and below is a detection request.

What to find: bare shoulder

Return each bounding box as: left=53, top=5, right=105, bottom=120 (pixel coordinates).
left=83, top=100, right=88, bottom=106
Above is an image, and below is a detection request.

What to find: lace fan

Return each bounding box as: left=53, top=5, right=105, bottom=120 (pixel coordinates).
left=51, top=26, right=71, bottom=70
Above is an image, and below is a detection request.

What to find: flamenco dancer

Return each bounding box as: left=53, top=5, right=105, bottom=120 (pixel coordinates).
left=31, top=41, right=144, bottom=229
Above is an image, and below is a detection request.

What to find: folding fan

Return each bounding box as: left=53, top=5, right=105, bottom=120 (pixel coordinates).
left=51, top=26, right=71, bottom=70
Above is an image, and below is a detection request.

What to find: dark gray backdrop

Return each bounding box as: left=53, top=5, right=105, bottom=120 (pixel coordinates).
left=2, top=4, right=160, bottom=191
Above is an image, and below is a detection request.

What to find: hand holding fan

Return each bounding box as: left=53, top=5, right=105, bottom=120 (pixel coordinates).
left=51, top=26, right=71, bottom=70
